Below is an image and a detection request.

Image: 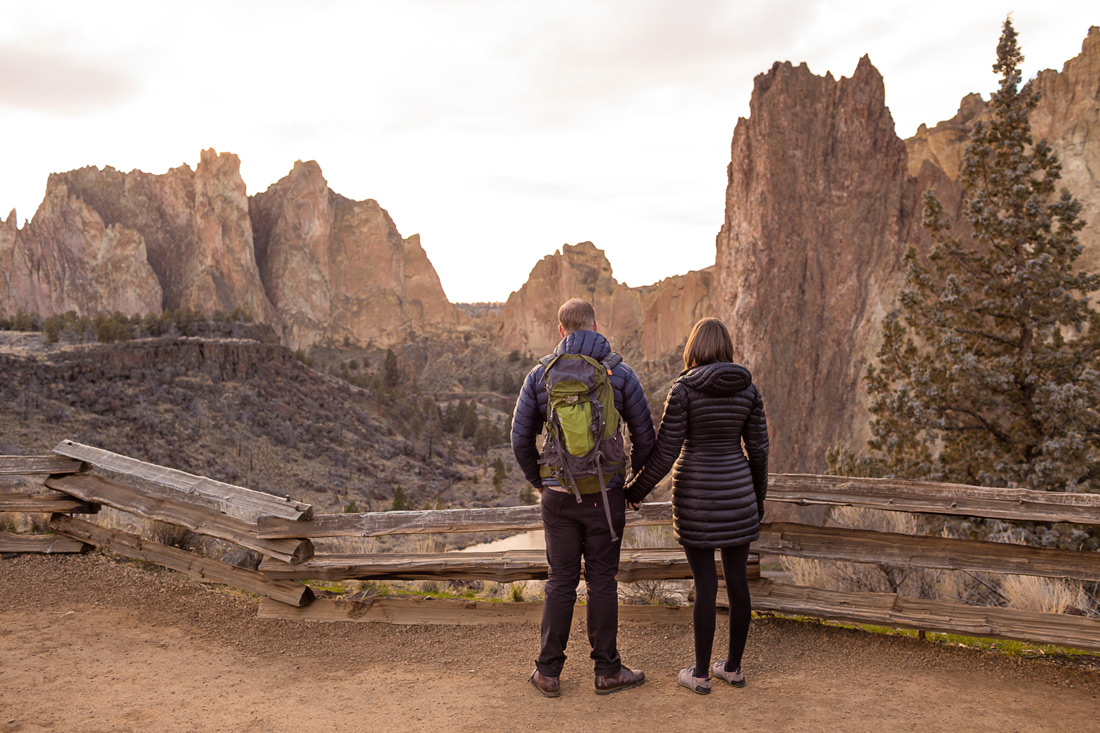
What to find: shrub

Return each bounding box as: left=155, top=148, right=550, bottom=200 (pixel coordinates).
left=1000, top=575, right=1090, bottom=615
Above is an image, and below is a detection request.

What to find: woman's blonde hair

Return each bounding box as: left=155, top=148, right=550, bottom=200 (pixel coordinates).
left=682, top=317, right=733, bottom=370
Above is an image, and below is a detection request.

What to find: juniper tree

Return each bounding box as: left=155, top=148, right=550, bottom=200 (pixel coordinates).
left=839, top=18, right=1100, bottom=492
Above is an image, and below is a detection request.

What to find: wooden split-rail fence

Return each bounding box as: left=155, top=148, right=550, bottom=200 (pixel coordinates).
left=2, top=441, right=1099, bottom=652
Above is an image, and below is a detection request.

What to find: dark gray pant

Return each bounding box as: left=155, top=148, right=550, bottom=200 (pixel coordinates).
left=536, top=486, right=626, bottom=677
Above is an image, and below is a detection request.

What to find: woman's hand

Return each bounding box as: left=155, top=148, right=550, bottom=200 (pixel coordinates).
left=626, top=500, right=640, bottom=512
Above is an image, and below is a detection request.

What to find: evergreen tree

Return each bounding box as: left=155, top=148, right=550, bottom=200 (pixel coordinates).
left=473, top=418, right=493, bottom=454
left=492, top=456, right=506, bottom=491
left=461, top=402, right=479, bottom=439
left=391, top=486, right=409, bottom=511
left=383, top=348, right=401, bottom=391
left=836, top=18, right=1100, bottom=491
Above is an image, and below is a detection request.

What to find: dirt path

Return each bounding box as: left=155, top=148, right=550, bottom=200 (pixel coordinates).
left=1, top=554, right=1097, bottom=732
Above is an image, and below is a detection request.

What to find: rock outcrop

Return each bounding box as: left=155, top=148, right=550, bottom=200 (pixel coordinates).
left=905, top=93, right=988, bottom=179
left=51, top=149, right=277, bottom=322
left=714, top=28, right=1099, bottom=473
left=498, top=241, right=712, bottom=362
left=910, top=27, right=1100, bottom=278
left=1, top=152, right=461, bottom=349
left=714, top=57, right=917, bottom=472
left=0, top=189, right=162, bottom=318
left=249, top=160, right=460, bottom=348
left=638, top=267, right=714, bottom=360
left=1031, top=28, right=1100, bottom=276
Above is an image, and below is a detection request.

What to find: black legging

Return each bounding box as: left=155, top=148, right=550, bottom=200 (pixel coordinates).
left=684, top=543, right=751, bottom=676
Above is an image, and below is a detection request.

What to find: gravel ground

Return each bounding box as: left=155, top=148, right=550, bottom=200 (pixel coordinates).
left=1, top=553, right=1098, bottom=732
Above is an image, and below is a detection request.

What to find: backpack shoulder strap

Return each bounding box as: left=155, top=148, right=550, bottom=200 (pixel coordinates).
left=600, top=352, right=623, bottom=373
left=538, top=353, right=557, bottom=368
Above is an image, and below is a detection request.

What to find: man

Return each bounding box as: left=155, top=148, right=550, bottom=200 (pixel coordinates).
left=511, top=298, right=655, bottom=697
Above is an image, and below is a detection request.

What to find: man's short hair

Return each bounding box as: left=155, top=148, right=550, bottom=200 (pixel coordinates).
left=557, top=298, right=596, bottom=334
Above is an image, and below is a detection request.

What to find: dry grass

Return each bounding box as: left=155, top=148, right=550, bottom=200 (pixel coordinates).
left=986, top=526, right=1095, bottom=615
left=999, top=574, right=1090, bottom=615
left=779, top=506, right=999, bottom=604
left=618, top=524, right=684, bottom=604
left=2, top=512, right=52, bottom=534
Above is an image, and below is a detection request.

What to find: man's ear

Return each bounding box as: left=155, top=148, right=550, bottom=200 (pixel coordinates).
left=592, top=320, right=599, bottom=333
left=558, top=324, right=565, bottom=338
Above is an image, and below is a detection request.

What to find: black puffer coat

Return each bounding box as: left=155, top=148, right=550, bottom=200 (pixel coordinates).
left=624, top=362, right=768, bottom=549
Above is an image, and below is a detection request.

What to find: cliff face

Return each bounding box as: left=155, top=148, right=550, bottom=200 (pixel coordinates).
left=1031, top=29, right=1100, bottom=277
left=1, top=152, right=460, bottom=349
left=51, top=149, right=277, bottom=322
left=714, top=57, right=915, bottom=472
left=249, top=160, right=460, bottom=348
left=714, top=28, right=1099, bottom=473
left=638, top=267, right=714, bottom=360
left=0, top=187, right=162, bottom=318
left=907, top=29, right=1100, bottom=278
left=498, top=241, right=712, bottom=361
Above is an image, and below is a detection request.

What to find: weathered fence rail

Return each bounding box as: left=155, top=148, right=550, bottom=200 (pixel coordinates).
left=2, top=443, right=1099, bottom=652
left=257, top=548, right=759, bottom=583
left=44, top=472, right=313, bottom=564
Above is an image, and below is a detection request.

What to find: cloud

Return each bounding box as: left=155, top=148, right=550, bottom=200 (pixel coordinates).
left=0, top=47, right=139, bottom=116
left=494, top=0, right=825, bottom=124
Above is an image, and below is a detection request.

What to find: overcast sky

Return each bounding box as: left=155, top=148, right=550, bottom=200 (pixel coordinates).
left=2, top=1, right=1096, bottom=302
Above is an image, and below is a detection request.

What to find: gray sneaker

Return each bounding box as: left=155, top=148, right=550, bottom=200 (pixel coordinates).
left=711, top=659, right=746, bottom=688
left=677, top=665, right=711, bottom=695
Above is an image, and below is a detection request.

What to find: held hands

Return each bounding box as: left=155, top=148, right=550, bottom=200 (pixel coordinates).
left=624, top=473, right=640, bottom=510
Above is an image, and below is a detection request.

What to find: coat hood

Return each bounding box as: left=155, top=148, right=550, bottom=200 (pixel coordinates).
left=553, top=330, right=611, bottom=360
left=677, top=361, right=752, bottom=395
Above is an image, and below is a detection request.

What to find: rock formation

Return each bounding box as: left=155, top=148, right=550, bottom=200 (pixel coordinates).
left=638, top=267, right=714, bottom=360
left=0, top=189, right=162, bottom=318
left=905, top=93, right=987, bottom=179
left=0, top=152, right=461, bottom=349
left=910, top=27, right=1100, bottom=277
left=715, top=28, right=1100, bottom=473
left=498, top=241, right=712, bottom=362
left=51, top=149, right=277, bottom=322
left=714, top=57, right=917, bottom=473
left=249, top=160, right=460, bottom=348
left=1031, top=28, right=1100, bottom=276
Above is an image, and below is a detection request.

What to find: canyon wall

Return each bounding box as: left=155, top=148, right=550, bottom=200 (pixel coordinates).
left=715, top=27, right=1099, bottom=473
left=497, top=241, right=712, bottom=362
left=714, top=57, right=916, bottom=473
left=48, top=150, right=277, bottom=323
left=249, top=160, right=460, bottom=348
left=0, top=151, right=459, bottom=348
left=0, top=190, right=162, bottom=318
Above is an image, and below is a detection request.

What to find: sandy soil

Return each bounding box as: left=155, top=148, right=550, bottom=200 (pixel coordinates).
left=1, top=554, right=1097, bottom=733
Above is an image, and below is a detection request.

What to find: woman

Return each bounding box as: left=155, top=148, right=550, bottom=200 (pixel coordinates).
left=624, top=317, right=768, bottom=694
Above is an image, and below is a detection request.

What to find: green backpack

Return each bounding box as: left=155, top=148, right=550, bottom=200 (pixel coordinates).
left=538, top=352, right=627, bottom=540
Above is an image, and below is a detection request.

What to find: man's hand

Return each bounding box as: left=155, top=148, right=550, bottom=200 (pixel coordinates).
left=626, top=500, right=640, bottom=511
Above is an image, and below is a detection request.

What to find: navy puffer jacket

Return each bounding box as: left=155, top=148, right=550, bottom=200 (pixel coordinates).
left=624, top=362, right=768, bottom=548
left=511, top=330, right=655, bottom=488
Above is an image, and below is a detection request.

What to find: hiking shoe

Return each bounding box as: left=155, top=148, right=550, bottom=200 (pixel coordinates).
left=677, top=665, right=711, bottom=695
left=530, top=669, right=561, bottom=698
left=594, top=666, right=646, bottom=695
left=711, top=659, right=746, bottom=688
